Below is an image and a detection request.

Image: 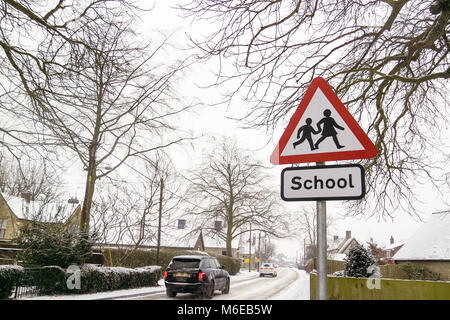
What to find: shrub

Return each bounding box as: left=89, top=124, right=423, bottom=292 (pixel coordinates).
left=14, top=222, right=95, bottom=268
left=399, top=263, right=441, bottom=281
left=0, top=265, right=24, bottom=299
left=345, top=243, right=376, bottom=278
left=78, top=264, right=162, bottom=294
left=103, top=247, right=196, bottom=269
left=214, top=255, right=241, bottom=275
left=39, top=266, right=67, bottom=295
left=103, top=247, right=242, bottom=275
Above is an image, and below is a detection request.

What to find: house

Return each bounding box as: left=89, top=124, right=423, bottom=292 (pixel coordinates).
left=381, top=236, right=405, bottom=264
left=97, top=215, right=241, bottom=259
left=327, top=230, right=359, bottom=261
left=159, top=216, right=241, bottom=258
left=0, top=191, right=82, bottom=264
left=393, top=210, right=450, bottom=280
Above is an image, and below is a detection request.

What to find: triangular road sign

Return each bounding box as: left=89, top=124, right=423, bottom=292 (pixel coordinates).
left=270, top=77, right=377, bottom=165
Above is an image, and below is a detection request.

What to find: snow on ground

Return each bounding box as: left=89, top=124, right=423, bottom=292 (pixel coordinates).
left=268, top=269, right=310, bottom=300
left=16, top=278, right=167, bottom=300
left=16, top=269, right=261, bottom=300
left=16, top=269, right=309, bottom=300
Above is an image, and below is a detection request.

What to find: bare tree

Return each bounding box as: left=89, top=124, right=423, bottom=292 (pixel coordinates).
left=0, top=2, right=195, bottom=232
left=0, top=1, right=141, bottom=159
left=187, top=138, right=289, bottom=257
left=178, top=0, right=450, bottom=218
left=90, top=153, right=186, bottom=265
left=0, top=155, right=62, bottom=203
left=288, top=205, right=334, bottom=261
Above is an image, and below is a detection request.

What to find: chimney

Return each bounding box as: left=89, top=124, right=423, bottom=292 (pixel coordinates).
left=21, top=190, right=32, bottom=203
left=345, top=230, right=351, bottom=240
left=390, top=236, right=394, bottom=245
left=333, top=235, right=339, bottom=241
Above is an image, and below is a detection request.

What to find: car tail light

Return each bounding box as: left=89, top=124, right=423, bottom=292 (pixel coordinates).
left=164, top=271, right=168, bottom=279
left=270, top=268, right=274, bottom=271
left=198, top=272, right=205, bottom=281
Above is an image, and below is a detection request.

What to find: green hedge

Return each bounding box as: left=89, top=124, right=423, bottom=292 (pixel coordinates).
left=215, top=255, right=241, bottom=275
left=0, top=264, right=162, bottom=298
left=103, top=248, right=241, bottom=275
left=0, top=265, right=24, bottom=299
left=78, top=264, right=162, bottom=294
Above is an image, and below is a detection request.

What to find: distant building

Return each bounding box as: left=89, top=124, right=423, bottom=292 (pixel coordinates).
left=96, top=216, right=241, bottom=259
left=381, top=236, right=405, bottom=264
left=393, top=211, right=450, bottom=280
left=327, top=230, right=359, bottom=261
left=0, top=191, right=82, bottom=264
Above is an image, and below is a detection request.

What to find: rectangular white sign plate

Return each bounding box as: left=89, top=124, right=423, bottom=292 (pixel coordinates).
left=281, top=164, right=365, bottom=201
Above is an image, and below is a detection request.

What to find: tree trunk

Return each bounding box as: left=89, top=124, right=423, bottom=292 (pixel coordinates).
left=226, top=211, right=233, bottom=257
left=80, top=143, right=97, bottom=233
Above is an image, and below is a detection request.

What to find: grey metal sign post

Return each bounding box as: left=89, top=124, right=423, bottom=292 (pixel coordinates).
left=280, top=163, right=365, bottom=299
left=316, top=162, right=327, bottom=300
left=270, top=77, right=378, bottom=301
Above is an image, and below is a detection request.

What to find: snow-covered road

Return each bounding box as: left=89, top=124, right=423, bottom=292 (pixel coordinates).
left=17, top=268, right=310, bottom=300
left=134, top=268, right=310, bottom=300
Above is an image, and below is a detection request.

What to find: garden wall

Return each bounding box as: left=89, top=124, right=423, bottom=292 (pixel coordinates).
left=310, top=273, right=450, bottom=300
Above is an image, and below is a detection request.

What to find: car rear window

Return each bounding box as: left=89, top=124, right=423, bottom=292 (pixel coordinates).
left=170, top=258, right=201, bottom=269
left=262, top=263, right=271, bottom=267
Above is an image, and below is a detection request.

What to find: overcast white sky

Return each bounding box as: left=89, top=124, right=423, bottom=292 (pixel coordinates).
left=61, top=1, right=448, bottom=261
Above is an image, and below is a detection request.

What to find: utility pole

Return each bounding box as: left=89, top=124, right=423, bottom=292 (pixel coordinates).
left=303, top=238, right=306, bottom=265
left=248, top=223, right=252, bottom=272
left=156, top=178, right=164, bottom=266
left=258, top=232, right=261, bottom=269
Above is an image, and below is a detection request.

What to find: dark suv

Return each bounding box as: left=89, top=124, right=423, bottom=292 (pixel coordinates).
left=164, top=255, right=230, bottom=299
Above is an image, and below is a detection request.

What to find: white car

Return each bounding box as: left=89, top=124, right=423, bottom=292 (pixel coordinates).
left=259, top=263, right=278, bottom=277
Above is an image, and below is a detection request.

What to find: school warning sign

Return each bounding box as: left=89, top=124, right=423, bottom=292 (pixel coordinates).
left=270, top=77, right=377, bottom=165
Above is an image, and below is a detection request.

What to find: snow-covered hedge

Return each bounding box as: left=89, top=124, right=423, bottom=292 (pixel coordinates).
left=0, top=265, right=24, bottom=299
left=78, top=264, right=162, bottom=293
left=0, top=264, right=162, bottom=298
left=216, top=256, right=241, bottom=275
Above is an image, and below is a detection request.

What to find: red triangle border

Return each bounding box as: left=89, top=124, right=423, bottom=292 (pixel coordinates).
left=270, top=77, right=378, bottom=165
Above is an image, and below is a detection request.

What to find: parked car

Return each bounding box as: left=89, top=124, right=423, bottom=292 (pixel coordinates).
left=259, top=263, right=278, bottom=277
left=164, top=255, right=230, bottom=299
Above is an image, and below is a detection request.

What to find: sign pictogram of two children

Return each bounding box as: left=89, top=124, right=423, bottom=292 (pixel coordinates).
left=293, top=109, right=345, bottom=151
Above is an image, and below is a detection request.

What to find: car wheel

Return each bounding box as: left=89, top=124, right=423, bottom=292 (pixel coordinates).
left=222, top=279, right=230, bottom=294
left=166, top=289, right=177, bottom=298
left=203, top=281, right=215, bottom=299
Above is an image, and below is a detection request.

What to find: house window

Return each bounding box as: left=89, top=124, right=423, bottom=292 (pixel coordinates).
left=177, top=219, right=186, bottom=229
left=0, top=219, right=7, bottom=239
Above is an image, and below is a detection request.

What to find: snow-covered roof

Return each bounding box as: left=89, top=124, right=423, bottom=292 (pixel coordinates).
left=394, top=211, right=450, bottom=261
left=142, top=214, right=239, bottom=250
left=1, top=192, right=78, bottom=221
left=383, top=241, right=406, bottom=251
left=328, top=237, right=343, bottom=251
left=328, top=253, right=347, bottom=261
left=338, top=238, right=355, bottom=254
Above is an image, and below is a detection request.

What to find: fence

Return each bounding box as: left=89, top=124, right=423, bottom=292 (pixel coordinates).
left=318, top=259, right=410, bottom=279
left=13, top=268, right=44, bottom=299
left=310, top=273, right=450, bottom=300
left=313, top=258, right=346, bottom=274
